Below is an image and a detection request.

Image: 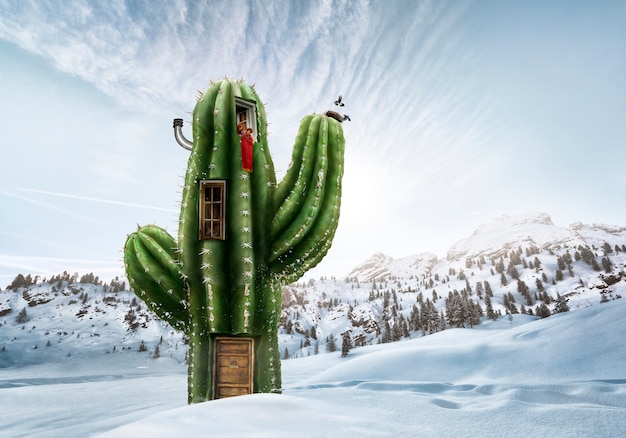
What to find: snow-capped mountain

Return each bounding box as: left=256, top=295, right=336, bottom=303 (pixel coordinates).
left=446, top=211, right=626, bottom=260
left=346, top=251, right=438, bottom=283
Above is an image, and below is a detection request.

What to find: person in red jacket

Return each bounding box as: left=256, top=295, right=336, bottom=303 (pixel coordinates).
left=240, top=127, right=254, bottom=172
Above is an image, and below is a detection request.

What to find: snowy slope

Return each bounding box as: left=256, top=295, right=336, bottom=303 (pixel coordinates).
left=2, top=298, right=621, bottom=437
left=0, top=280, right=186, bottom=369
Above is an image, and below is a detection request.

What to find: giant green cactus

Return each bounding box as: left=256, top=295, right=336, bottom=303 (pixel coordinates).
left=123, top=78, right=345, bottom=403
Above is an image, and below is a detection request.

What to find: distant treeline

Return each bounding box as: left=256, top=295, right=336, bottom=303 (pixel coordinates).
left=5, top=272, right=126, bottom=293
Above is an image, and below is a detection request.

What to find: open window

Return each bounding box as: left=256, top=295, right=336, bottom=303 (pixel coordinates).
left=199, top=180, right=226, bottom=240
left=235, top=97, right=257, bottom=140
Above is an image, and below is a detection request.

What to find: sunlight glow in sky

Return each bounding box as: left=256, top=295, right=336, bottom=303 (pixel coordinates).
left=1, top=0, right=625, bottom=284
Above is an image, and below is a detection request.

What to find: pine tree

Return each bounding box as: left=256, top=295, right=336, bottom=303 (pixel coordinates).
left=391, top=317, right=402, bottom=341
left=495, top=257, right=505, bottom=274
left=484, top=280, right=493, bottom=297
left=536, top=303, right=551, bottom=318
left=500, top=272, right=508, bottom=286
left=553, top=293, right=570, bottom=314
left=517, top=280, right=532, bottom=305
left=535, top=278, right=545, bottom=292
left=555, top=269, right=564, bottom=281
left=580, top=247, right=595, bottom=265
left=591, top=258, right=601, bottom=271
left=341, top=332, right=351, bottom=357
left=439, top=310, right=446, bottom=331
left=468, top=301, right=482, bottom=327
left=475, top=281, right=484, bottom=299
left=15, top=308, right=28, bottom=324
left=327, top=336, right=337, bottom=352
left=485, top=294, right=497, bottom=320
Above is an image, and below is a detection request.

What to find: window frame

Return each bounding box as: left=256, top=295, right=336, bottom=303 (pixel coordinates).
left=235, top=97, right=258, bottom=140
left=199, top=180, right=227, bottom=240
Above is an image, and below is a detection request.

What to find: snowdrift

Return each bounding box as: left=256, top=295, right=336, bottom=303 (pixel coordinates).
left=95, top=298, right=626, bottom=438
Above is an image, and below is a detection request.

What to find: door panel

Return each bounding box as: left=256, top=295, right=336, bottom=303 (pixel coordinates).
left=213, top=337, right=254, bottom=399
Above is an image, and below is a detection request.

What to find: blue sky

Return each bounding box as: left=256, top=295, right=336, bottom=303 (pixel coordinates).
left=1, top=0, right=625, bottom=285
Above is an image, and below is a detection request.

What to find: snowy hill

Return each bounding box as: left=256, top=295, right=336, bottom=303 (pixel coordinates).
left=0, top=275, right=186, bottom=369
left=2, top=298, right=625, bottom=437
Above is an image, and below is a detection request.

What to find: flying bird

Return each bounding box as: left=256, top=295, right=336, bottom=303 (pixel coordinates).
left=343, top=114, right=351, bottom=122
left=334, top=95, right=345, bottom=107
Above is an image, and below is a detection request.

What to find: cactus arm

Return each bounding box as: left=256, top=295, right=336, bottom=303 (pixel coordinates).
left=124, top=226, right=188, bottom=332
left=137, top=225, right=186, bottom=299
left=271, top=115, right=315, bottom=217
left=126, top=236, right=186, bottom=308
left=270, top=117, right=329, bottom=260
left=270, top=116, right=317, bottom=234
left=273, top=209, right=340, bottom=284
left=270, top=116, right=345, bottom=283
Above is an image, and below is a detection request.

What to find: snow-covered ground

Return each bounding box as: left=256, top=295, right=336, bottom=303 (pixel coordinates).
left=2, top=297, right=624, bottom=437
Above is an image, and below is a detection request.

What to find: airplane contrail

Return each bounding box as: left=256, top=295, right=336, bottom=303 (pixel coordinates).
left=18, top=188, right=177, bottom=212
left=0, top=189, right=94, bottom=221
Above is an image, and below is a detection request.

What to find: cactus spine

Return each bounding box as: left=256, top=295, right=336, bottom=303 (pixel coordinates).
left=124, top=78, right=345, bottom=403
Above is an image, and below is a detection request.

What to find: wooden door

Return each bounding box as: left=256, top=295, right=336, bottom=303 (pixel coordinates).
left=213, top=337, right=254, bottom=399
